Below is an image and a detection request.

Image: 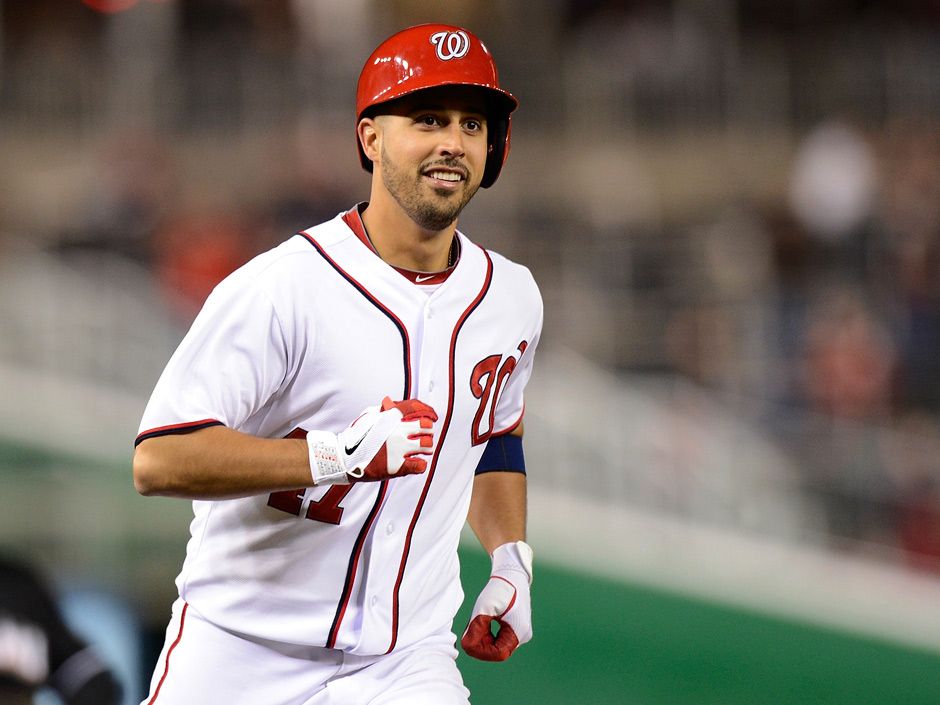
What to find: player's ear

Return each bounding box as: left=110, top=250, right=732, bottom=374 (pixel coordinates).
left=358, top=117, right=381, bottom=167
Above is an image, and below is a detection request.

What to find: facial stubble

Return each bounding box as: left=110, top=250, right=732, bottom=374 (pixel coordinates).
left=380, top=144, right=480, bottom=232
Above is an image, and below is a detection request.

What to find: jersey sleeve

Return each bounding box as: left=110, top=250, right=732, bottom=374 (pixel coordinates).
left=137, top=271, right=291, bottom=444
left=491, top=274, right=543, bottom=437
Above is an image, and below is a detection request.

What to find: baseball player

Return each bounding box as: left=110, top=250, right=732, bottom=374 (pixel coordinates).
left=133, top=23, right=542, bottom=705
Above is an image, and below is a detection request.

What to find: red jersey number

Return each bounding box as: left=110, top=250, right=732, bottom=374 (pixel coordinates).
left=469, top=341, right=527, bottom=446
left=267, top=428, right=351, bottom=525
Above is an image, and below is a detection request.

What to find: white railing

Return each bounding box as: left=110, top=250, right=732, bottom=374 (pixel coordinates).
left=525, top=347, right=820, bottom=541
left=0, top=244, right=916, bottom=554
left=0, top=242, right=182, bottom=395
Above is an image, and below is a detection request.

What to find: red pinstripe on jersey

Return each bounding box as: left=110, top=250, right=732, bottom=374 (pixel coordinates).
left=299, top=231, right=412, bottom=403
left=147, top=602, right=189, bottom=704
left=385, top=245, right=494, bottom=654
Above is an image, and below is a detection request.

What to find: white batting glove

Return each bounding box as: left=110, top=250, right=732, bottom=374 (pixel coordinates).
left=461, top=540, right=533, bottom=662
left=305, top=397, right=437, bottom=485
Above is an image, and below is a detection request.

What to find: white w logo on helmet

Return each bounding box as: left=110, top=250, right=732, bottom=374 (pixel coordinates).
left=430, top=30, right=470, bottom=61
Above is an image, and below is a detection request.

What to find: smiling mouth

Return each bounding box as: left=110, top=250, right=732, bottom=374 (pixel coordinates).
left=429, top=171, right=462, bottom=182
left=424, top=167, right=467, bottom=185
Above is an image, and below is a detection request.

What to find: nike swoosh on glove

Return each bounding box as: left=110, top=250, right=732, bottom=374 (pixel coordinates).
left=461, top=541, right=533, bottom=662
left=305, top=397, right=437, bottom=485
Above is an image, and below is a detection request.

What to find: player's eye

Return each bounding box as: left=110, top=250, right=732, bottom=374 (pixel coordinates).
left=463, top=119, right=484, bottom=133
left=416, top=114, right=440, bottom=127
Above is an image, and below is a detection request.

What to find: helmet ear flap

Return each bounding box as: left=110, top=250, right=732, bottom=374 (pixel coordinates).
left=481, top=114, right=510, bottom=189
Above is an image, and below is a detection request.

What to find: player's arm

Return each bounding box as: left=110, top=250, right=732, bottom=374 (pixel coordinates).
left=133, top=426, right=311, bottom=499
left=461, top=425, right=534, bottom=662
left=134, top=397, right=437, bottom=500
left=466, top=425, right=527, bottom=551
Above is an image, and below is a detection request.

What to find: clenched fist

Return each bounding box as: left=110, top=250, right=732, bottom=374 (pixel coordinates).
left=461, top=541, right=533, bottom=661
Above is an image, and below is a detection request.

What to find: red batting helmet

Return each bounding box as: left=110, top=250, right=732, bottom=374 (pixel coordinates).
left=356, top=24, right=518, bottom=188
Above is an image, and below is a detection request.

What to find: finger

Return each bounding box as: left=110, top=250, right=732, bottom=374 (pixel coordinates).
left=398, top=457, right=428, bottom=475
left=461, top=616, right=513, bottom=662
left=401, top=418, right=430, bottom=434
left=461, top=615, right=494, bottom=656
left=492, top=619, right=520, bottom=660
left=402, top=422, right=436, bottom=451
left=405, top=424, right=435, bottom=447
left=357, top=447, right=389, bottom=481
left=393, top=399, right=439, bottom=422
left=411, top=432, right=434, bottom=448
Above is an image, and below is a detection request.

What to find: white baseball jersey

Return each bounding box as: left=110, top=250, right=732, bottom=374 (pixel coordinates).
left=137, top=205, right=543, bottom=656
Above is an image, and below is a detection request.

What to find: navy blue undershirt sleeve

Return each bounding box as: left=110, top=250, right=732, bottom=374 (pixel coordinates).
left=474, top=433, right=526, bottom=475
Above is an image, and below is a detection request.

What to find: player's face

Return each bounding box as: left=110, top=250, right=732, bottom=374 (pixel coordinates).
left=375, top=87, right=489, bottom=232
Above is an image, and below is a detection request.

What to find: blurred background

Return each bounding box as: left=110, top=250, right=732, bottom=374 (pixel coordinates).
left=2, top=1, right=940, bottom=703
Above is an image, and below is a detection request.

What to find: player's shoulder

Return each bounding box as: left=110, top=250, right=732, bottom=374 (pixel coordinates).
left=455, top=231, right=530, bottom=276
left=458, top=233, right=543, bottom=323
left=475, top=239, right=541, bottom=300
left=486, top=247, right=534, bottom=278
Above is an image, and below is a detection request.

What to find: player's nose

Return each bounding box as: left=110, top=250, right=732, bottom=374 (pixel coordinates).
left=437, top=122, right=466, bottom=157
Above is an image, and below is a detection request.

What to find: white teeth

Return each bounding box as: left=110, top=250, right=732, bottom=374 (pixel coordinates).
left=429, top=171, right=461, bottom=182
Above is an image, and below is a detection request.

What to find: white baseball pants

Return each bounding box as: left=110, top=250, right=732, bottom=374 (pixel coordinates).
left=140, top=599, right=471, bottom=705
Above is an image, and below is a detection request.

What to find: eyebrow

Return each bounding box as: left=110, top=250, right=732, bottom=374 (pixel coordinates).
left=408, top=102, right=488, bottom=118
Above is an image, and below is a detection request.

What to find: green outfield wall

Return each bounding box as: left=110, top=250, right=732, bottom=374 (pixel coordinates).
left=456, top=547, right=940, bottom=705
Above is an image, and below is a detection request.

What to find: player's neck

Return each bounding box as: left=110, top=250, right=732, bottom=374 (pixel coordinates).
left=361, top=193, right=457, bottom=273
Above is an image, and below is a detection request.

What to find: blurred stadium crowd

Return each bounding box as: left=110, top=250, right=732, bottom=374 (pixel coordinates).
left=2, top=0, right=940, bottom=596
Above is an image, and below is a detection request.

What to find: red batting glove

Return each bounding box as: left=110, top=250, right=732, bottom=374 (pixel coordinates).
left=364, top=396, right=438, bottom=478
left=305, top=396, right=437, bottom=485
left=461, top=541, right=534, bottom=661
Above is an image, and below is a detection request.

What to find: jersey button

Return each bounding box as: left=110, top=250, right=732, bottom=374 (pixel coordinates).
left=370, top=595, right=378, bottom=607
left=386, top=522, right=395, bottom=535
left=428, top=381, right=435, bottom=392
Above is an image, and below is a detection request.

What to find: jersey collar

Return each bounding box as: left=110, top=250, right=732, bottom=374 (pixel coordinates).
left=342, top=203, right=460, bottom=286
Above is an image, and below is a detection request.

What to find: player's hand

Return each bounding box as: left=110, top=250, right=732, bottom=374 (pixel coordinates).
left=461, top=541, right=533, bottom=662
left=305, top=397, right=437, bottom=485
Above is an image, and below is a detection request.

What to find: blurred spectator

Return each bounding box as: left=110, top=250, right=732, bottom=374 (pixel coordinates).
left=665, top=304, right=737, bottom=388
left=797, top=289, right=901, bottom=550
left=260, top=117, right=360, bottom=240
left=0, top=554, right=122, bottom=705
left=788, top=120, right=879, bottom=274
left=801, top=287, right=897, bottom=420
left=879, top=118, right=940, bottom=271
left=877, top=117, right=940, bottom=410
left=152, top=210, right=256, bottom=323
left=59, top=130, right=177, bottom=263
